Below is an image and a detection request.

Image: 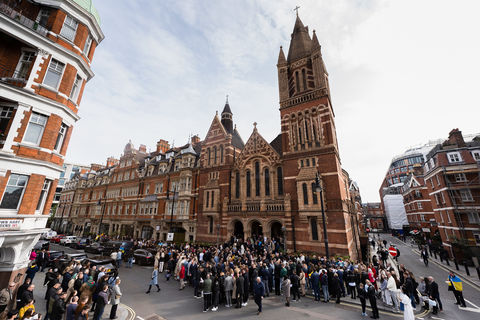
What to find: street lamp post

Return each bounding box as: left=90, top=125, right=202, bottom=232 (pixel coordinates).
left=315, top=173, right=329, bottom=260
left=97, top=197, right=106, bottom=235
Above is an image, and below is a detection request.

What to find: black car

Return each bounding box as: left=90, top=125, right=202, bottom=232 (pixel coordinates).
left=70, top=238, right=90, bottom=250
left=84, top=242, right=106, bottom=254
left=82, top=257, right=118, bottom=276
left=33, top=240, right=50, bottom=251
left=46, top=250, right=65, bottom=268
left=54, top=253, right=88, bottom=272
left=133, top=249, right=155, bottom=265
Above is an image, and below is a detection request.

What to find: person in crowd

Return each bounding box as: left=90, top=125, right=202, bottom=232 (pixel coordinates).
left=358, top=282, right=367, bottom=317
left=427, top=276, right=441, bottom=314
left=93, top=285, right=108, bottom=320
left=420, top=247, right=429, bottom=267
left=282, top=276, right=291, bottom=307
left=253, top=277, right=265, bottom=315
left=19, top=285, right=34, bottom=311
left=224, top=272, right=233, bottom=308
left=366, top=280, right=379, bottom=319
left=311, top=268, right=320, bottom=301
left=19, top=299, right=35, bottom=320
left=398, top=286, right=414, bottom=320
left=321, top=270, right=329, bottom=303
left=116, top=250, right=122, bottom=268
left=109, top=279, right=122, bottom=320
left=65, top=296, right=78, bottom=320
left=447, top=272, right=466, bottom=307
left=0, top=282, right=16, bottom=315
left=146, top=267, right=160, bottom=294
left=235, top=272, right=244, bottom=309
left=51, top=291, right=67, bottom=320
left=202, top=273, right=212, bottom=312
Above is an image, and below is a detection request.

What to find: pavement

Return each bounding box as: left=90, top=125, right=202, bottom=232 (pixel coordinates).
left=378, top=233, right=480, bottom=320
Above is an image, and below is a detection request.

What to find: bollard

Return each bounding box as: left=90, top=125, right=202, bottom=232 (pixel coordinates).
left=454, top=259, right=459, bottom=271
left=464, top=262, right=470, bottom=276
left=476, top=267, right=480, bottom=280
left=434, top=251, right=438, bottom=259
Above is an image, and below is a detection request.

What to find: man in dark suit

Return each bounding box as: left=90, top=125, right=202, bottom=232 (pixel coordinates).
left=366, top=280, right=379, bottom=319
left=428, top=276, right=442, bottom=314
left=235, top=272, right=244, bottom=308
left=253, top=277, right=265, bottom=315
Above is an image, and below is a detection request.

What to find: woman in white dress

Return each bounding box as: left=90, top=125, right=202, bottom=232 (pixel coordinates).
left=399, top=286, right=415, bottom=320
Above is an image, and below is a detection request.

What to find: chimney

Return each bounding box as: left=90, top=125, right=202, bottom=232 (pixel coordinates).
left=139, top=144, right=147, bottom=153
left=106, top=157, right=119, bottom=167
left=156, top=139, right=170, bottom=153
left=191, top=135, right=200, bottom=145
left=448, top=128, right=466, bottom=147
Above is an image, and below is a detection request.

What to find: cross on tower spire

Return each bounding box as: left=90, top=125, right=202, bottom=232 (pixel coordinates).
left=294, top=6, right=300, bottom=16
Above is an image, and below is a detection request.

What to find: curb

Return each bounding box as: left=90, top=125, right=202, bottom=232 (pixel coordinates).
left=120, top=303, right=136, bottom=320
left=411, top=249, right=480, bottom=291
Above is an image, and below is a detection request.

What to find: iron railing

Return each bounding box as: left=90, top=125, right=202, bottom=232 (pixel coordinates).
left=0, top=3, right=48, bottom=37
left=0, top=62, right=27, bottom=87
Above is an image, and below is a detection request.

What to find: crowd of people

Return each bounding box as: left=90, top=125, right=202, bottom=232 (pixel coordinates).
left=0, top=233, right=472, bottom=320
left=0, top=257, right=122, bottom=320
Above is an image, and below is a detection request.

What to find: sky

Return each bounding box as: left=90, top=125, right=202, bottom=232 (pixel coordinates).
left=67, top=0, right=480, bottom=202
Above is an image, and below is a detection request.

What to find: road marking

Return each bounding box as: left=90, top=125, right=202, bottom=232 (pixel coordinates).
left=465, top=299, right=480, bottom=309
left=458, top=306, right=480, bottom=313
left=136, top=317, right=145, bottom=320
left=431, top=317, right=445, bottom=320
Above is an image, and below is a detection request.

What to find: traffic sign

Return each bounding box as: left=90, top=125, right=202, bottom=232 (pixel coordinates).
left=389, top=246, right=397, bottom=257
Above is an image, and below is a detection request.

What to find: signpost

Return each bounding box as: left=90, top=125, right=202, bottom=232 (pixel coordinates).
left=389, top=246, right=397, bottom=257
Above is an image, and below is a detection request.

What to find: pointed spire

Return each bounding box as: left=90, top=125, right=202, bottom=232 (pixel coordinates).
left=222, top=95, right=232, bottom=115
left=287, top=14, right=312, bottom=62
left=312, top=30, right=320, bottom=51
left=277, top=46, right=286, bottom=65
left=221, top=96, right=233, bottom=133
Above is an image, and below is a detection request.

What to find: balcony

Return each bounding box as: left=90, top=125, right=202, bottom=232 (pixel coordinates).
left=227, top=200, right=285, bottom=213
left=0, top=3, right=48, bottom=37
left=0, top=62, right=30, bottom=88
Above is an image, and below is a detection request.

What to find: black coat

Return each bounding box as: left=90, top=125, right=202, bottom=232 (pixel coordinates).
left=428, top=281, right=440, bottom=299
left=51, top=297, right=66, bottom=320
left=236, top=276, right=245, bottom=295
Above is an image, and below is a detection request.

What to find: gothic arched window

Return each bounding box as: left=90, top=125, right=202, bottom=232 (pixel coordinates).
left=207, top=148, right=211, bottom=166
left=302, top=68, right=307, bottom=91
left=302, top=183, right=309, bottom=205
left=277, top=167, right=284, bottom=195
left=235, top=171, right=240, bottom=198
left=264, top=168, right=270, bottom=196
left=312, top=182, right=318, bottom=204
left=213, top=146, right=217, bottom=164
left=246, top=170, right=251, bottom=198
left=255, top=161, right=260, bottom=197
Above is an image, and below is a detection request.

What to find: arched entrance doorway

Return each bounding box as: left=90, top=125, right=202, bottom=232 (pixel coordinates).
left=251, top=220, right=263, bottom=238
left=271, top=221, right=283, bottom=241
left=233, top=220, right=244, bottom=239
left=141, top=226, right=153, bottom=240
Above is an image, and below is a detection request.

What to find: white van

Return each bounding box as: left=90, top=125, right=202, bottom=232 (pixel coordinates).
left=44, top=230, right=57, bottom=240
left=60, top=236, right=77, bottom=245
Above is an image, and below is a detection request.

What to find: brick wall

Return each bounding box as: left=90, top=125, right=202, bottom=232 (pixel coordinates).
left=39, top=114, right=62, bottom=150
left=18, top=174, right=45, bottom=214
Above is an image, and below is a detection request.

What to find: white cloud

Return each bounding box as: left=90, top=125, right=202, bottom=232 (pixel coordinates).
left=68, top=0, right=480, bottom=202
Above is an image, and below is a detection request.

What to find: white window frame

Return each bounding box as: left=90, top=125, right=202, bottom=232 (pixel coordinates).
left=54, top=123, right=68, bottom=152
left=36, top=8, right=50, bottom=26
left=60, top=15, right=78, bottom=42
left=0, top=174, right=29, bottom=210
left=447, top=210, right=452, bottom=223
left=460, top=189, right=473, bottom=202
left=83, top=35, right=92, bottom=56
left=467, top=212, right=480, bottom=224
left=23, top=112, right=48, bottom=145
left=472, top=150, right=480, bottom=161
left=70, top=74, right=82, bottom=102
left=417, top=202, right=423, bottom=210
left=436, top=175, right=441, bottom=186
left=43, top=58, right=65, bottom=90
left=447, top=152, right=462, bottom=163
left=36, top=179, right=51, bottom=213
left=455, top=173, right=467, bottom=183
left=14, top=50, right=36, bottom=80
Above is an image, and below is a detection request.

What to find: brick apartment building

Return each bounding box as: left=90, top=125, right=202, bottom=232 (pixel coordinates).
left=362, top=202, right=386, bottom=232
left=401, top=165, right=437, bottom=237
left=0, top=0, right=103, bottom=287
left=423, top=129, right=480, bottom=259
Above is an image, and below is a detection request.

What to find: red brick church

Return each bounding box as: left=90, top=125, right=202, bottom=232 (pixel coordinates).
left=196, top=15, right=361, bottom=259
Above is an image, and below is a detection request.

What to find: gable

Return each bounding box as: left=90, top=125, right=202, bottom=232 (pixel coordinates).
left=204, top=114, right=228, bottom=145
left=235, top=127, right=281, bottom=168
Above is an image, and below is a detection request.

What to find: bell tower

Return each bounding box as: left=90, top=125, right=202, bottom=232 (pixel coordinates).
left=277, top=15, right=335, bottom=155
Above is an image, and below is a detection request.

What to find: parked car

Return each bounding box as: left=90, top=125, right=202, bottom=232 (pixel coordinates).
left=84, top=242, right=106, bottom=255
left=33, top=240, right=50, bottom=251
left=133, top=249, right=154, bottom=265
left=46, top=250, right=65, bottom=268
left=82, top=257, right=118, bottom=276
left=60, top=236, right=77, bottom=245
left=50, top=234, right=65, bottom=244
left=70, top=238, right=90, bottom=250
left=55, top=253, right=88, bottom=272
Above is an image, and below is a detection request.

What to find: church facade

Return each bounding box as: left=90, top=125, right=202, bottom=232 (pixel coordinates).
left=196, top=16, right=361, bottom=259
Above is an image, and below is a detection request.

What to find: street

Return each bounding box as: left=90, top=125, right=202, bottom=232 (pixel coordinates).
left=378, top=234, right=480, bottom=320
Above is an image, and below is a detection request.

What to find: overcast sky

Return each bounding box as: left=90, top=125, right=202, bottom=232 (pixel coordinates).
left=67, top=0, right=480, bottom=202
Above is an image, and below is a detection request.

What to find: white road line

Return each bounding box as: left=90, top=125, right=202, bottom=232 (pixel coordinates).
left=431, top=317, right=445, bottom=320
left=136, top=317, right=145, bottom=320
left=458, top=306, right=480, bottom=313
left=465, top=299, right=480, bottom=309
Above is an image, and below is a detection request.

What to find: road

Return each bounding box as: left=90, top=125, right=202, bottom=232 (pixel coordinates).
left=40, top=244, right=406, bottom=320
left=379, top=234, right=480, bottom=320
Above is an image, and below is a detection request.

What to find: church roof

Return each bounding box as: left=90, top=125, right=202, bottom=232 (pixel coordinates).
left=222, top=102, right=232, bottom=115
left=270, top=133, right=283, bottom=155
left=277, top=46, right=287, bottom=65
left=231, top=127, right=245, bottom=149
left=287, top=15, right=312, bottom=62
